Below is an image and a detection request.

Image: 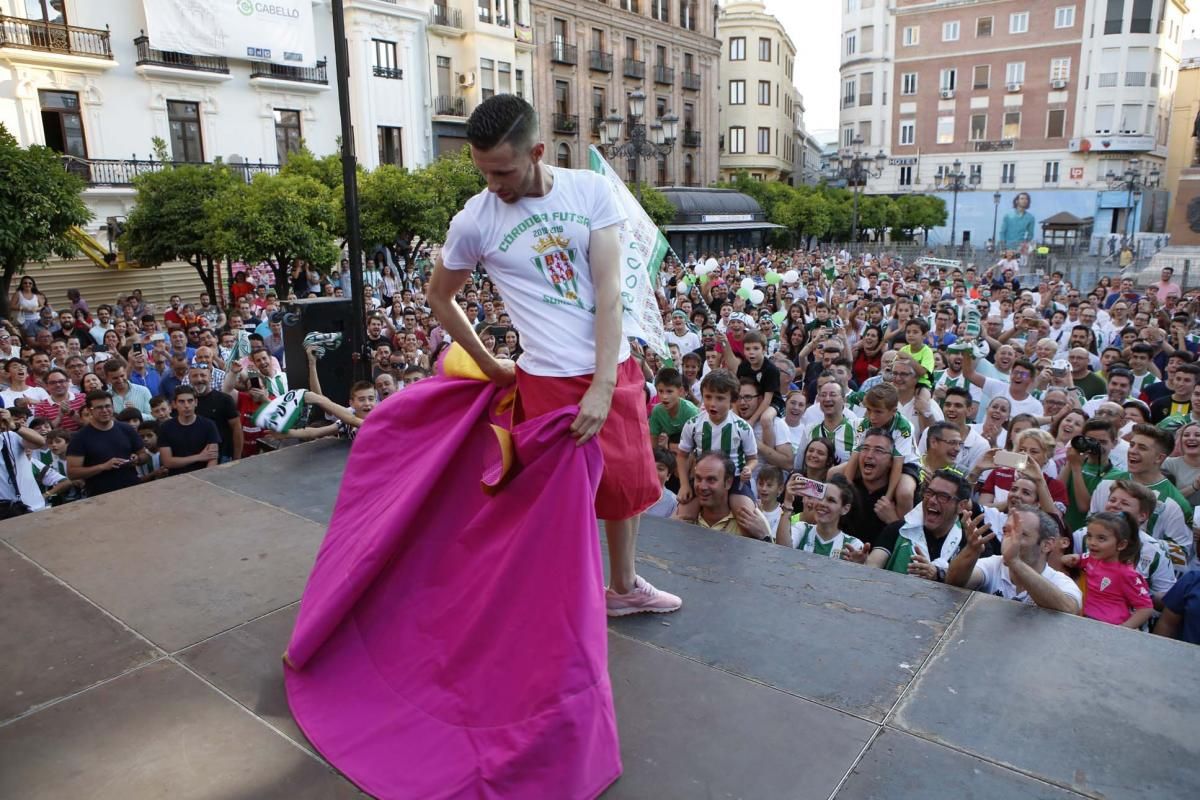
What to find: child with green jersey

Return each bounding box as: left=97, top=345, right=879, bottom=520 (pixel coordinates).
left=648, top=367, right=699, bottom=453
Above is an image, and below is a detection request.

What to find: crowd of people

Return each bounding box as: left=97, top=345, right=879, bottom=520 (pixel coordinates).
left=3, top=244, right=1200, bottom=644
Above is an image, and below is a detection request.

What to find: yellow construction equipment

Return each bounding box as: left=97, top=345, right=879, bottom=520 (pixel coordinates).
left=66, top=226, right=145, bottom=270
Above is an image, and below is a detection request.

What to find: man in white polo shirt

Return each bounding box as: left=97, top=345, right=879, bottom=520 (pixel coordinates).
left=945, top=504, right=1081, bottom=613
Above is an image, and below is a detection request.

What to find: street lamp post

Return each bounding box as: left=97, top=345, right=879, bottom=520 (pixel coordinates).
left=991, top=190, right=1001, bottom=252
left=599, top=89, right=679, bottom=203
left=936, top=158, right=981, bottom=252
left=1105, top=157, right=1161, bottom=258
left=824, top=135, right=885, bottom=244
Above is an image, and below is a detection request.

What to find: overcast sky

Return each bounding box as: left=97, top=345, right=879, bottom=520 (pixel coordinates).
left=759, top=0, right=1200, bottom=146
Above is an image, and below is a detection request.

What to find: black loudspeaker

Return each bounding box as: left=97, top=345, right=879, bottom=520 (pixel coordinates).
left=282, top=297, right=354, bottom=405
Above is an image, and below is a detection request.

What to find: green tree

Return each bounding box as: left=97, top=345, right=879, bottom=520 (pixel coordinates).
left=859, top=195, right=899, bottom=241
left=894, top=194, right=947, bottom=242
left=629, top=183, right=677, bottom=227
left=121, top=148, right=242, bottom=304
left=206, top=172, right=340, bottom=299
left=358, top=150, right=485, bottom=266
left=776, top=187, right=832, bottom=246
left=359, top=164, right=439, bottom=268
left=0, top=123, right=90, bottom=317
left=279, top=144, right=343, bottom=192
left=420, top=148, right=487, bottom=248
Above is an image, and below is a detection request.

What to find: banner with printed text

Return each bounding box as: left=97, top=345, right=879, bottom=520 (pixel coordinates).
left=142, top=0, right=318, bottom=68
left=588, top=146, right=671, bottom=359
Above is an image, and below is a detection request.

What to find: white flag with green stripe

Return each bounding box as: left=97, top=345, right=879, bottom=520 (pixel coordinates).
left=588, top=145, right=671, bottom=359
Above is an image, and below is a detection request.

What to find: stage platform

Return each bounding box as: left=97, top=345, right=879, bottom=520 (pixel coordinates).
left=1, top=439, right=1197, bottom=799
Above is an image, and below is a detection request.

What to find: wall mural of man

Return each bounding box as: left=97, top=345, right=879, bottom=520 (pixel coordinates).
left=998, top=192, right=1036, bottom=254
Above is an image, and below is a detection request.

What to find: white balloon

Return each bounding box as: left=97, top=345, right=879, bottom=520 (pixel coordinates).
left=740, top=277, right=755, bottom=291
left=749, top=289, right=765, bottom=305
left=783, top=270, right=799, bottom=284
left=705, top=257, right=720, bottom=273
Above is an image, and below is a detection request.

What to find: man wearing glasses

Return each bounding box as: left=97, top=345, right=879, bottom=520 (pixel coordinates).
left=66, top=391, right=149, bottom=497
left=866, top=470, right=991, bottom=578
left=32, top=368, right=85, bottom=432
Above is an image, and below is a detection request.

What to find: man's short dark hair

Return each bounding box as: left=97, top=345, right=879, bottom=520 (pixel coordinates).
left=695, top=450, right=735, bottom=481
left=1130, top=343, right=1155, bottom=357
left=928, top=468, right=971, bottom=501
left=926, top=421, right=959, bottom=443
left=466, top=94, right=539, bottom=151
left=1130, top=423, right=1174, bottom=456
left=85, top=389, right=112, bottom=408
left=173, top=385, right=197, bottom=401
left=1082, top=418, right=1117, bottom=440
left=943, top=386, right=972, bottom=404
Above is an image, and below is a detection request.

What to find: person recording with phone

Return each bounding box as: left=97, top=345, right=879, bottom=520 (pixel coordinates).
left=1061, top=418, right=1126, bottom=533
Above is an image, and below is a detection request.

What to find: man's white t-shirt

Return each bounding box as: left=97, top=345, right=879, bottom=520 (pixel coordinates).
left=981, top=377, right=1044, bottom=418
left=973, top=555, right=1082, bottom=607
left=440, top=166, right=628, bottom=377
left=1, top=386, right=50, bottom=406
left=666, top=328, right=702, bottom=354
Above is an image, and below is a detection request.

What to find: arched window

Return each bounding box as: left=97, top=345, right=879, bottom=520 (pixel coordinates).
left=684, top=154, right=695, bottom=186
left=656, top=154, right=668, bottom=185
left=556, top=142, right=571, bottom=168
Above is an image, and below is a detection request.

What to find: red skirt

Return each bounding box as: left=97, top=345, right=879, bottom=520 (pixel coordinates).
left=515, top=358, right=659, bottom=520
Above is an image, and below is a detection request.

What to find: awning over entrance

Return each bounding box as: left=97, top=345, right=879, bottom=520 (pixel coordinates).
left=658, top=187, right=781, bottom=257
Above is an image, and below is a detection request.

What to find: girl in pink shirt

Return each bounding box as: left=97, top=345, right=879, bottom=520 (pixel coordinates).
left=1062, top=511, right=1154, bottom=628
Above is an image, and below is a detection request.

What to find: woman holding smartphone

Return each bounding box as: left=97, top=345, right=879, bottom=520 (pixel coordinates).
left=776, top=474, right=862, bottom=558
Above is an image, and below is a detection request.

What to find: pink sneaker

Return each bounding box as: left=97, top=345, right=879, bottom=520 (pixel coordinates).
left=606, top=576, right=682, bottom=617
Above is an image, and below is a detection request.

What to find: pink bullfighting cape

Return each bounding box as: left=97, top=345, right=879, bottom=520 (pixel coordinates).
left=284, top=345, right=621, bottom=799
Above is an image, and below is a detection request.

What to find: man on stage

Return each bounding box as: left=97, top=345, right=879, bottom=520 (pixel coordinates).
left=429, top=94, right=681, bottom=616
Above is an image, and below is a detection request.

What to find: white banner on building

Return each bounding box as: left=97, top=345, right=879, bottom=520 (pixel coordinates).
left=142, top=0, right=318, bottom=68
left=587, top=146, right=671, bottom=359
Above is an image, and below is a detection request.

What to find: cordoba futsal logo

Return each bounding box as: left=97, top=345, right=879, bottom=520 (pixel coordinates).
left=532, top=234, right=585, bottom=308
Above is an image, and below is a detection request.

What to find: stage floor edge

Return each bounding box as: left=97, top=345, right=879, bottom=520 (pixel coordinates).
left=1, top=439, right=1196, bottom=800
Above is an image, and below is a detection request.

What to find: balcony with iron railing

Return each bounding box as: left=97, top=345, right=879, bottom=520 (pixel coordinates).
left=0, top=15, right=112, bottom=61
left=623, top=58, right=644, bottom=79
left=682, top=71, right=701, bottom=90
left=434, top=94, right=467, bottom=117
left=550, top=42, right=577, bottom=65
left=1125, top=71, right=1147, bottom=87
left=133, top=35, right=228, bottom=74
left=1098, top=72, right=1118, bottom=87
left=373, top=65, right=403, bottom=79
left=429, top=4, right=463, bottom=30
left=589, top=50, right=613, bottom=72
left=552, top=113, right=579, bottom=135
left=654, top=64, right=674, bottom=85
left=62, top=155, right=279, bottom=186
left=250, top=59, right=328, bottom=85
left=682, top=130, right=701, bottom=147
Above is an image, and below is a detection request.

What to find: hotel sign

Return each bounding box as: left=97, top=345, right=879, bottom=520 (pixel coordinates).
left=888, top=157, right=918, bottom=165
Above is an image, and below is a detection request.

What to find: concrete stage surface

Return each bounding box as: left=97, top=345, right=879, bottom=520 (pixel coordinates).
left=2, top=439, right=1197, bottom=799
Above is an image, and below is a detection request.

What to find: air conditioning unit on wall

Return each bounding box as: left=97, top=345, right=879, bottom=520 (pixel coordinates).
left=1050, top=79, right=1067, bottom=89
left=940, top=89, right=955, bottom=99
left=457, top=71, right=475, bottom=88
left=1007, top=82, right=1022, bottom=92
